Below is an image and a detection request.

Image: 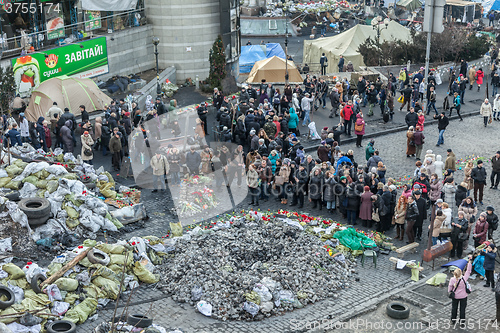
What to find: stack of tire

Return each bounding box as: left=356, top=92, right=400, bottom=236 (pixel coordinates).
left=18, top=198, right=51, bottom=226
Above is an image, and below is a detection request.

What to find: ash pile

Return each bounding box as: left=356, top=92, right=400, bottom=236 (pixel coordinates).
left=157, top=212, right=355, bottom=321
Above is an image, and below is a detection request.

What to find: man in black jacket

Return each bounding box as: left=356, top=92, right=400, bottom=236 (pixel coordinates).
left=380, top=186, right=393, bottom=232
left=491, top=151, right=500, bottom=189
left=399, top=86, right=413, bottom=112
left=197, top=104, right=209, bottom=135
left=433, top=112, right=449, bottom=146
left=290, top=164, right=308, bottom=208
left=357, top=77, right=367, bottom=107
left=329, top=88, right=340, bottom=118
left=486, top=206, right=499, bottom=240
left=413, top=190, right=427, bottom=241
left=405, top=107, right=419, bottom=129
left=471, top=159, right=487, bottom=205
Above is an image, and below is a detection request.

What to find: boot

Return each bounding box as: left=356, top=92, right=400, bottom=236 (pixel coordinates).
left=400, top=228, right=405, bottom=241
left=478, top=86, right=481, bottom=91
left=470, top=85, right=473, bottom=90
left=395, top=226, right=401, bottom=240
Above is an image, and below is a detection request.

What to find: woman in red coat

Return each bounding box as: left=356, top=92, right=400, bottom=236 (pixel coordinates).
left=476, top=68, right=484, bottom=91
left=359, top=186, right=373, bottom=228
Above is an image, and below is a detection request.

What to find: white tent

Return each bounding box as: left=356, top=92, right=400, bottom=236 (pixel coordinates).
left=303, top=21, right=412, bottom=71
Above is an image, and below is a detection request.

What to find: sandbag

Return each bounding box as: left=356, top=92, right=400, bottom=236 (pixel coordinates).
left=61, top=173, right=77, bottom=180
left=82, top=285, right=105, bottom=300
left=92, top=276, right=119, bottom=299
left=0, top=304, right=24, bottom=323
left=66, top=218, right=80, bottom=229
left=132, top=261, right=159, bottom=283
left=36, top=179, right=47, bottom=189
left=102, top=171, right=115, bottom=187
left=54, top=278, right=79, bottom=291
left=0, top=177, right=12, bottom=188
left=95, top=243, right=126, bottom=254
left=91, top=265, right=119, bottom=284
left=64, top=293, right=79, bottom=305
left=109, top=253, right=132, bottom=267
left=21, top=175, right=37, bottom=185
left=2, top=263, right=25, bottom=280
left=169, top=222, right=183, bottom=237
left=48, top=262, right=63, bottom=277
left=64, top=297, right=97, bottom=324
left=63, top=203, right=79, bottom=219
left=5, top=180, right=21, bottom=190
left=46, top=180, right=59, bottom=193
left=5, top=165, right=23, bottom=177
left=12, top=160, right=27, bottom=169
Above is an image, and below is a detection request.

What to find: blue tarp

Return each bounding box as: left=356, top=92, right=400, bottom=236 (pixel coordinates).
left=239, top=45, right=266, bottom=74
left=441, top=259, right=467, bottom=270
left=265, top=43, right=285, bottom=59
left=239, top=43, right=286, bottom=74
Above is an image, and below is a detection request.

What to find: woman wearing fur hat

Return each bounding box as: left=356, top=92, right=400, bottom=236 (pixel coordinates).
left=473, top=213, right=489, bottom=247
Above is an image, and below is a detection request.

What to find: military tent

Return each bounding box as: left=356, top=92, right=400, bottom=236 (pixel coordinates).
left=239, top=43, right=286, bottom=74
left=246, top=56, right=303, bottom=83
left=302, top=21, right=412, bottom=71
left=25, top=75, right=111, bottom=122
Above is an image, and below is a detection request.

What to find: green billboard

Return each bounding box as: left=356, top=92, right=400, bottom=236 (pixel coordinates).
left=11, top=37, right=109, bottom=98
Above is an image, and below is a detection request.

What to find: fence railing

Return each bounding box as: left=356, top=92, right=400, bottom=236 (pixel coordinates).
left=0, top=8, right=146, bottom=60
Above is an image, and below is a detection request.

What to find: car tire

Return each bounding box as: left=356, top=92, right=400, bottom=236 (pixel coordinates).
left=127, top=314, right=153, bottom=328
left=87, top=248, right=111, bottom=266
left=0, top=285, right=15, bottom=309
left=30, top=273, right=47, bottom=294
left=27, top=214, right=50, bottom=226
left=18, top=198, right=51, bottom=219
left=386, top=301, right=410, bottom=319
left=46, top=320, right=77, bottom=333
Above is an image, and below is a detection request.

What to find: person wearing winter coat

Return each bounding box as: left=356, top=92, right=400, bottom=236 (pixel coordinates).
left=345, top=184, right=360, bottom=225
left=429, top=174, right=443, bottom=205
left=288, top=107, right=299, bottom=135
left=247, top=164, right=260, bottom=206
left=109, top=129, right=123, bottom=171
left=405, top=195, right=420, bottom=243
left=471, top=159, right=487, bottom=205
left=486, top=206, right=499, bottom=240
left=329, top=88, right=340, bottom=118
left=435, top=155, right=444, bottom=179
left=150, top=152, right=169, bottom=192
left=463, top=161, right=474, bottom=192
left=493, top=94, right=500, bottom=121
left=481, top=243, right=497, bottom=289
left=60, top=120, right=74, bottom=154
left=414, top=190, right=427, bottom=241
left=6, top=124, right=22, bottom=147
left=394, top=195, right=408, bottom=241
left=359, top=185, right=373, bottom=227
left=185, top=146, right=201, bottom=175
left=443, top=179, right=457, bottom=214
left=323, top=171, right=336, bottom=213
left=473, top=213, right=489, bottom=247
left=354, top=112, right=365, bottom=148
left=480, top=98, right=493, bottom=127
left=476, top=68, right=485, bottom=91
left=80, top=131, right=94, bottom=164
left=451, top=211, right=469, bottom=258
left=455, top=182, right=468, bottom=207
left=448, top=258, right=473, bottom=322
left=458, top=197, right=478, bottom=249
left=444, top=149, right=456, bottom=172
left=35, top=116, right=47, bottom=151
left=309, top=168, right=323, bottom=209
left=491, top=151, right=500, bottom=189
left=167, top=147, right=181, bottom=185
left=441, top=202, right=453, bottom=241
left=431, top=209, right=446, bottom=245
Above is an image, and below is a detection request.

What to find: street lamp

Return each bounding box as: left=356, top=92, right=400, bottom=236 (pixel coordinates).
left=284, top=10, right=289, bottom=85
left=152, top=37, right=161, bottom=97
left=371, top=17, right=390, bottom=66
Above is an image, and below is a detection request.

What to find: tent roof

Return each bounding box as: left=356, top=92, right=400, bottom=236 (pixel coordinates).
left=239, top=45, right=266, bottom=66
left=25, top=75, right=111, bottom=122
left=446, top=0, right=476, bottom=6
left=397, top=0, right=422, bottom=9
left=246, top=56, right=302, bottom=83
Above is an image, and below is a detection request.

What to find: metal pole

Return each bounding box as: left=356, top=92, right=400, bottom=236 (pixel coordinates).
left=423, top=0, right=435, bottom=114
left=285, top=13, right=289, bottom=84
left=155, top=44, right=161, bottom=96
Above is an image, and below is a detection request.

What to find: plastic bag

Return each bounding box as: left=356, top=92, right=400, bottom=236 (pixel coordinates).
left=54, top=278, right=79, bottom=291
left=261, top=277, right=277, bottom=292
left=0, top=238, right=12, bottom=253
left=191, top=286, right=203, bottom=301
left=7, top=282, right=24, bottom=304
left=132, top=261, right=159, bottom=283
left=253, top=283, right=272, bottom=302
left=243, top=301, right=259, bottom=317
left=260, top=301, right=273, bottom=313
left=19, top=182, right=37, bottom=199
left=276, top=290, right=295, bottom=307
left=46, top=164, right=68, bottom=176
left=3, top=263, right=25, bottom=280
left=52, top=301, right=70, bottom=316
left=75, top=271, right=91, bottom=286
left=129, top=236, right=147, bottom=253
left=46, top=284, right=63, bottom=301
left=196, top=300, right=212, bottom=317
left=64, top=297, right=98, bottom=324
left=0, top=169, right=8, bottom=178
left=333, top=228, right=377, bottom=250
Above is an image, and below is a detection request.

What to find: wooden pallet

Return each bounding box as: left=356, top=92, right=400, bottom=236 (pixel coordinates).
left=396, top=242, right=419, bottom=258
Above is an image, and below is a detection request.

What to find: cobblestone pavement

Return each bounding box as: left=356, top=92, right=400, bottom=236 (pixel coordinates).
left=77, top=112, right=500, bottom=332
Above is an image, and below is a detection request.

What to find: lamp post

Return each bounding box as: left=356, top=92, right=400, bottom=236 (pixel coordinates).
left=371, top=17, right=390, bottom=66
left=284, top=10, right=289, bottom=85
left=152, top=37, right=161, bottom=97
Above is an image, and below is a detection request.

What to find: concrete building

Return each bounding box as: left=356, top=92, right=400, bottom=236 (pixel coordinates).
left=145, top=0, right=241, bottom=83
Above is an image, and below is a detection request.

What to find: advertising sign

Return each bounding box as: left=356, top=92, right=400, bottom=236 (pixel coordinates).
left=11, top=37, right=109, bottom=97
left=84, top=11, right=102, bottom=31
left=45, top=6, right=64, bottom=40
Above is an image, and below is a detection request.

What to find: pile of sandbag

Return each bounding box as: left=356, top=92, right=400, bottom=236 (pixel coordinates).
left=0, top=157, right=125, bottom=240
left=0, top=236, right=163, bottom=330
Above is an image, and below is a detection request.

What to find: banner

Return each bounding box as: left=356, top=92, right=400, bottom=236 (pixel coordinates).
left=11, top=37, right=109, bottom=98
left=45, top=6, right=64, bottom=40
left=84, top=11, right=102, bottom=31
left=82, top=0, right=138, bottom=11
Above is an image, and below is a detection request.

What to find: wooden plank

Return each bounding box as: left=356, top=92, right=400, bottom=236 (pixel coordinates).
left=389, top=257, right=424, bottom=271
left=396, top=242, right=419, bottom=253
left=40, top=248, right=92, bottom=288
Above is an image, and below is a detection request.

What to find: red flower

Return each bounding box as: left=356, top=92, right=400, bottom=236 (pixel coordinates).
left=27, top=262, right=32, bottom=265
left=26, top=266, right=29, bottom=269
left=131, top=242, right=136, bottom=245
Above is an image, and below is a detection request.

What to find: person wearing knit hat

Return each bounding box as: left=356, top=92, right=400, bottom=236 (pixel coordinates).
left=81, top=129, right=94, bottom=164
left=473, top=212, right=489, bottom=247
left=486, top=206, right=498, bottom=240
left=471, top=158, right=487, bottom=205
left=482, top=242, right=497, bottom=289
